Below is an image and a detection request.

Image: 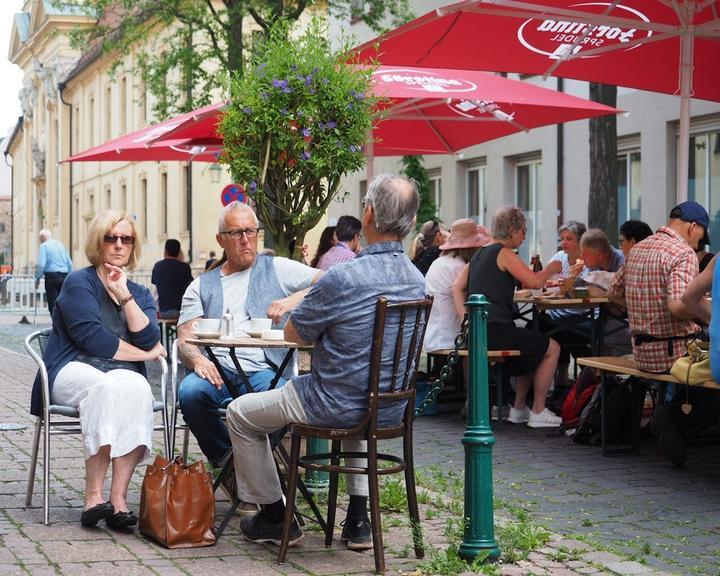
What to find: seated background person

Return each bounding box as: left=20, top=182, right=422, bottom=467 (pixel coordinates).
left=578, top=228, right=624, bottom=273
left=618, top=219, right=653, bottom=258
left=547, top=220, right=588, bottom=279
left=225, top=174, right=425, bottom=549
left=424, top=219, right=490, bottom=352
left=410, top=219, right=449, bottom=276
left=317, top=215, right=361, bottom=270
left=176, top=201, right=321, bottom=499
left=33, top=210, right=165, bottom=528
left=151, top=238, right=193, bottom=319
left=452, top=206, right=563, bottom=428
left=610, top=201, right=712, bottom=466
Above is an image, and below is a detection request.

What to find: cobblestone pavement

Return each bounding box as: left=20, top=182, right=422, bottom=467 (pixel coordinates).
left=0, top=313, right=718, bottom=575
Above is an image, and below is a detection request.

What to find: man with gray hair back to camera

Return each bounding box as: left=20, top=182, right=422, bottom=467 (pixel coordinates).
left=225, top=173, right=426, bottom=550
left=35, top=229, right=73, bottom=315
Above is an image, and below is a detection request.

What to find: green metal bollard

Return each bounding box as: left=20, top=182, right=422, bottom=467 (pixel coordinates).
left=458, top=294, right=501, bottom=563
left=304, top=438, right=329, bottom=493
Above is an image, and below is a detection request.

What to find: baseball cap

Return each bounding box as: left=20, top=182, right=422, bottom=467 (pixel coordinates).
left=670, top=201, right=710, bottom=245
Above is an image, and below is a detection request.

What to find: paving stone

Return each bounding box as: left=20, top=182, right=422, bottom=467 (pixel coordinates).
left=603, top=560, right=655, bottom=575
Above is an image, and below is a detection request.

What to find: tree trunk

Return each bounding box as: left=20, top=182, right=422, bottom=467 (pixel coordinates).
left=226, top=0, right=244, bottom=77
left=588, top=83, right=618, bottom=245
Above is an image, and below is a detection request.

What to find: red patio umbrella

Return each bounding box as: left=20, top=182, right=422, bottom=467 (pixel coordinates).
left=354, top=0, right=720, bottom=200
left=152, top=65, right=619, bottom=159
left=63, top=102, right=224, bottom=162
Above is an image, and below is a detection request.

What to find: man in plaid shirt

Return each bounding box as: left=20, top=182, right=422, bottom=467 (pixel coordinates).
left=609, top=201, right=711, bottom=466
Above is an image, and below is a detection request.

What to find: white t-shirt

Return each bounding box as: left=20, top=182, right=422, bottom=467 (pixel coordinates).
left=423, top=254, right=467, bottom=352
left=179, top=257, right=317, bottom=373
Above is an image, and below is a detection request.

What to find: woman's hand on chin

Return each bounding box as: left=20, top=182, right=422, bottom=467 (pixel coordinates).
left=103, top=263, right=129, bottom=300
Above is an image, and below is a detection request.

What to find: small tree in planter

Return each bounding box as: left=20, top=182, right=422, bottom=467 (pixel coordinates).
left=220, top=18, right=378, bottom=259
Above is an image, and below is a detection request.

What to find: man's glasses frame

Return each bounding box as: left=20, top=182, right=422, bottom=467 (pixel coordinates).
left=103, top=234, right=135, bottom=245
left=219, top=228, right=261, bottom=239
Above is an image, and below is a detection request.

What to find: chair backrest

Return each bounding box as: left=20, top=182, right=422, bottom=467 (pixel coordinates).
left=25, top=328, right=54, bottom=416
left=365, top=297, right=432, bottom=434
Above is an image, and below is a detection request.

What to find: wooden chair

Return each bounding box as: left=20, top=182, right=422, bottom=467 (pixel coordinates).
left=25, top=329, right=169, bottom=525
left=277, top=297, right=432, bottom=573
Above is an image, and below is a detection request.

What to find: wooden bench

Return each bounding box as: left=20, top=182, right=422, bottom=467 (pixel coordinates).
left=577, top=356, right=720, bottom=455
left=426, top=349, right=520, bottom=424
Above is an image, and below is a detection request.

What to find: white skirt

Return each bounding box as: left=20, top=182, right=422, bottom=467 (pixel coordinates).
left=52, top=361, right=154, bottom=462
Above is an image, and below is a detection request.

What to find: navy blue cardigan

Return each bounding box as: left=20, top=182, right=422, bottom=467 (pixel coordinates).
left=31, top=266, right=160, bottom=417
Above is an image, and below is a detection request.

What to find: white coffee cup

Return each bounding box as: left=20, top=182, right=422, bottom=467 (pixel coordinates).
left=262, top=329, right=285, bottom=341
left=251, top=317, right=272, bottom=331
left=193, top=318, right=220, bottom=333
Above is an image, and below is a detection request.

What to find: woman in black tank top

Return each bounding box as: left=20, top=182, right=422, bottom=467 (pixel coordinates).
left=451, top=206, right=565, bottom=429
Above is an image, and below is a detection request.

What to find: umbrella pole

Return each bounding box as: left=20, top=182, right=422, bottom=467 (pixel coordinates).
left=676, top=27, right=693, bottom=203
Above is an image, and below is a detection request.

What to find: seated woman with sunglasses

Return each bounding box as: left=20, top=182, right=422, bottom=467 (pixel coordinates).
left=31, top=210, right=166, bottom=529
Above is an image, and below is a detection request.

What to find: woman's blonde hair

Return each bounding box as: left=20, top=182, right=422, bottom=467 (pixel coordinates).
left=85, top=210, right=141, bottom=270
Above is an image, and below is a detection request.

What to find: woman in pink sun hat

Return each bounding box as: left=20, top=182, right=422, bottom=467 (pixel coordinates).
left=424, top=219, right=491, bottom=352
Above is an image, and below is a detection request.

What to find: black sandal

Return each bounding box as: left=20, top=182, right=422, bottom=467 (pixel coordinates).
left=80, top=502, right=114, bottom=527
left=106, top=510, right=138, bottom=529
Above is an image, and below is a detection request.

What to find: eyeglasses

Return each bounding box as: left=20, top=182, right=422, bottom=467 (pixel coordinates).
left=220, top=228, right=260, bottom=239
left=103, top=234, right=135, bottom=245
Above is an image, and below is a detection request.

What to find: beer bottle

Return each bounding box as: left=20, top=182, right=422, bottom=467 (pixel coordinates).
left=532, top=255, right=543, bottom=273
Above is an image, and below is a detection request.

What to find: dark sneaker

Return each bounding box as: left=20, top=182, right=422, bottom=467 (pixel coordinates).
left=240, top=509, right=303, bottom=547
left=651, top=405, right=686, bottom=468
left=340, top=517, right=373, bottom=551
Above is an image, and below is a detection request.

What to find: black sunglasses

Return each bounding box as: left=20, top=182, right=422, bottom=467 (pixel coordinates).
left=103, top=234, right=135, bottom=245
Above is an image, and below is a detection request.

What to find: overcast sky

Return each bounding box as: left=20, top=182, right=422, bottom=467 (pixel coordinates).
left=1, top=0, right=26, bottom=139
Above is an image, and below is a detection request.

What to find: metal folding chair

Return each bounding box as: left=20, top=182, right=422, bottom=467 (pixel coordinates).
left=24, top=329, right=169, bottom=524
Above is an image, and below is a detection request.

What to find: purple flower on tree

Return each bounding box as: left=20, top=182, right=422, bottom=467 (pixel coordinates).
left=301, top=127, right=311, bottom=137
left=242, top=106, right=252, bottom=114
left=350, top=89, right=365, bottom=100
left=273, top=79, right=292, bottom=93
left=349, top=145, right=361, bottom=153
left=249, top=181, right=258, bottom=192
left=302, top=151, right=311, bottom=160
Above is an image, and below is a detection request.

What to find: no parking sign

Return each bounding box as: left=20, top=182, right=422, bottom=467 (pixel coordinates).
left=221, top=184, right=254, bottom=207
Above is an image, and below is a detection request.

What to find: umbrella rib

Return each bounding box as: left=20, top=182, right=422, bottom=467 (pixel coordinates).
left=417, top=12, right=462, bottom=65
left=542, top=0, right=620, bottom=78
left=552, top=28, right=680, bottom=62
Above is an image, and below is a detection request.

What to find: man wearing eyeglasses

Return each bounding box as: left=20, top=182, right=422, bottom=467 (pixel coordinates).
left=176, top=200, right=322, bottom=510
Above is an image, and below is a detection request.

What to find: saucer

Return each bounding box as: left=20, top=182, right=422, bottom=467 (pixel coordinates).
left=192, top=331, right=222, bottom=339
left=246, top=329, right=263, bottom=338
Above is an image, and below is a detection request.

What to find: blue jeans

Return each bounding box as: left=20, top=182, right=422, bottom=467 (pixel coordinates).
left=178, top=366, right=286, bottom=466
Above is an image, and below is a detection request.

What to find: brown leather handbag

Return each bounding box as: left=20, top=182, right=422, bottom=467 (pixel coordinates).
left=139, top=456, right=216, bottom=548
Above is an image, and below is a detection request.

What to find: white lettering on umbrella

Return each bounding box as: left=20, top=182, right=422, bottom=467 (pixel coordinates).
left=374, top=69, right=477, bottom=93
left=516, top=2, right=651, bottom=59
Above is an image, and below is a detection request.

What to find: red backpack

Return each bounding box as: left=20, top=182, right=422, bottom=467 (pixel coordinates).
left=561, top=367, right=600, bottom=428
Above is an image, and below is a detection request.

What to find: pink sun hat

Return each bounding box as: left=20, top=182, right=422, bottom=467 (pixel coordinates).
left=439, top=219, right=491, bottom=251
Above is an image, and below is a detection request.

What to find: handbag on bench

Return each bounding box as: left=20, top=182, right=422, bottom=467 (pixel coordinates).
left=670, top=341, right=711, bottom=386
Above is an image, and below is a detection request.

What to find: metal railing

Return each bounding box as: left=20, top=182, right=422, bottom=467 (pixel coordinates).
left=0, top=275, right=47, bottom=312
